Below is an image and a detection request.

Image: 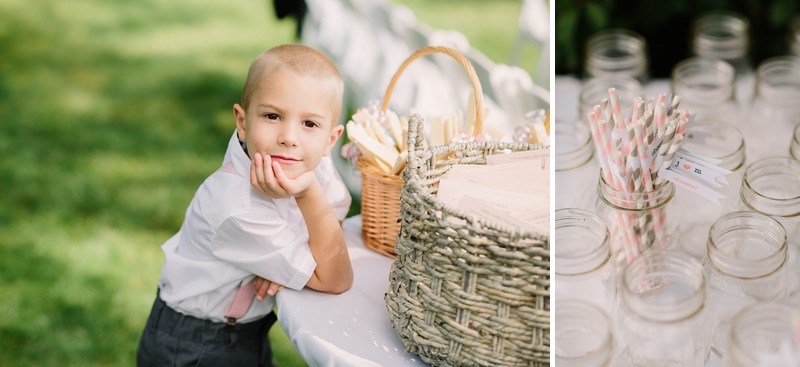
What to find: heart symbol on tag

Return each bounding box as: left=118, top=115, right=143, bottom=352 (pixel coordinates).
left=683, top=164, right=691, bottom=170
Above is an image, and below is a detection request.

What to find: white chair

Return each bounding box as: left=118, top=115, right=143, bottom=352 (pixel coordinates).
left=509, top=0, right=550, bottom=90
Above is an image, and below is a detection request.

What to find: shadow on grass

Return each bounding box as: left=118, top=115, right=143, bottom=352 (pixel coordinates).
left=0, top=241, right=138, bottom=366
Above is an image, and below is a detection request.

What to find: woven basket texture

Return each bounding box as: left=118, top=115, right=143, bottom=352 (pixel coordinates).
left=385, top=113, right=550, bottom=367
left=357, top=156, right=403, bottom=257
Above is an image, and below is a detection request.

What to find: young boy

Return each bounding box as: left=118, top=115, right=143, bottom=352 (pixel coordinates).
left=136, top=44, right=353, bottom=367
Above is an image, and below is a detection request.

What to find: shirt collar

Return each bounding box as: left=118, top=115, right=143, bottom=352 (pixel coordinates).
left=225, top=130, right=251, bottom=179
left=224, top=130, right=292, bottom=218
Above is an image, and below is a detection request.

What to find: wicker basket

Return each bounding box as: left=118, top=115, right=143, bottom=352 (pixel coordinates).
left=384, top=47, right=550, bottom=367
left=358, top=46, right=486, bottom=258
left=357, top=156, right=403, bottom=257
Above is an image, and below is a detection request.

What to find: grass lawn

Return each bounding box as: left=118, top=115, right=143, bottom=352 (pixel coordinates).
left=0, top=0, right=532, bottom=366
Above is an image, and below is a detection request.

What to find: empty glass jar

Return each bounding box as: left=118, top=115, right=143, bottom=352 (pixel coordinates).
left=748, top=56, right=800, bottom=159
left=555, top=119, right=598, bottom=210
left=704, top=211, right=789, bottom=357
left=584, top=29, right=649, bottom=84
left=555, top=300, right=615, bottom=367
left=691, top=12, right=754, bottom=104
left=554, top=208, right=616, bottom=309
left=616, top=250, right=711, bottom=366
left=579, top=75, right=643, bottom=121
left=671, top=57, right=739, bottom=125
left=673, top=120, right=746, bottom=259
left=727, top=302, right=800, bottom=366
left=738, top=157, right=800, bottom=303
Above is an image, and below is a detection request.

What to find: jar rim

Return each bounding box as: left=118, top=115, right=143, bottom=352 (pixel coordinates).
left=555, top=208, right=612, bottom=276
left=555, top=300, right=615, bottom=363
left=706, top=211, right=788, bottom=280
left=729, top=302, right=799, bottom=362
left=579, top=75, right=643, bottom=107
left=671, top=57, right=736, bottom=104
left=597, top=173, right=675, bottom=211
left=682, top=119, right=746, bottom=171
left=585, top=29, right=648, bottom=79
left=621, top=250, right=706, bottom=323
left=741, top=157, right=800, bottom=216
left=555, top=119, right=595, bottom=171
left=692, top=12, right=749, bottom=60
left=755, top=56, right=800, bottom=106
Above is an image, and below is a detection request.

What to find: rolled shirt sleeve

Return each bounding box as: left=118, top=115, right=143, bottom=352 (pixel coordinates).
left=211, top=213, right=317, bottom=291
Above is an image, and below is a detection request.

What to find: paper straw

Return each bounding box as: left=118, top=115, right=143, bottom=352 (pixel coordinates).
left=585, top=88, right=693, bottom=262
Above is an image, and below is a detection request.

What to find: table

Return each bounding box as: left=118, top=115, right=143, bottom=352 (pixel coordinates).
left=276, top=216, right=430, bottom=367
left=555, top=75, right=800, bottom=366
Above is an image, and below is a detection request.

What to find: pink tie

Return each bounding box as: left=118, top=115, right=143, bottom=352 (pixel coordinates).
left=225, top=278, right=258, bottom=325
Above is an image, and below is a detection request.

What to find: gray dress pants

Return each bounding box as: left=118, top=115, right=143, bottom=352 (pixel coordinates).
left=136, top=290, right=277, bottom=367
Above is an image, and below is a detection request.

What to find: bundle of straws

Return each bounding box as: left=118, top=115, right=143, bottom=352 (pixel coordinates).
left=586, top=88, right=693, bottom=262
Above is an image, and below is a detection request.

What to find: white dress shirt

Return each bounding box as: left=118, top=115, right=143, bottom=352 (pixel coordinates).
left=158, top=131, right=351, bottom=323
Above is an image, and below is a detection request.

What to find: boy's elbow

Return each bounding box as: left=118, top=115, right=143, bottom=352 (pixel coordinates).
left=326, top=280, right=352, bottom=295
left=307, top=271, right=353, bottom=294
left=326, top=272, right=353, bottom=294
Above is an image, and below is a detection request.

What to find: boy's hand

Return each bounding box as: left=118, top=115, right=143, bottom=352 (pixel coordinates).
left=251, top=152, right=318, bottom=198
left=253, top=276, right=284, bottom=301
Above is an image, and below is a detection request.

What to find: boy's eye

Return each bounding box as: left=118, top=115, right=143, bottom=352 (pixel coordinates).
left=304, top=120, right=318, bottom=128
left=264, top=113, right=279, bottom=120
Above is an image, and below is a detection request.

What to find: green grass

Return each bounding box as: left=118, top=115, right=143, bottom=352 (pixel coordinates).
left=0, top=0, right=527, bottom=366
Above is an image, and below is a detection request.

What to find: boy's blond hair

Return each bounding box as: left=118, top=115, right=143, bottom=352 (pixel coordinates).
left=241, top=45, right=344, bottom=123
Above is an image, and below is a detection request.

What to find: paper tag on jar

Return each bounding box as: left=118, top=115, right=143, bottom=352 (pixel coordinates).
left=658, top=167, right=727, bottom=205
left=672, top=149, right=731, bottom=187
left=678, top=148, right=723, bottom=165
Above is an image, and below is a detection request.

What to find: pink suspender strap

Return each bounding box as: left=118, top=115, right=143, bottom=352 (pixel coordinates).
left=224, top=277, right=258, bottom=326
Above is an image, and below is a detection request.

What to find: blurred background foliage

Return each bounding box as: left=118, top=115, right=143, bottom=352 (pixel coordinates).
left=556, top=0, right=800, bottom=77
left=0, top=0, right=527, bottom=366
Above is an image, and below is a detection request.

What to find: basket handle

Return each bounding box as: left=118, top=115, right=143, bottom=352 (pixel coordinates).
left=380, top=46, right=484, bottom=136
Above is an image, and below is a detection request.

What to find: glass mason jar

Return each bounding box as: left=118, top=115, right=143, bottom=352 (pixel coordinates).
left=727, top=302, right=800, bottom=366
left=554, top=208, right=616, bottom=310
left=584, top=29, right=649, bottom=84
left=616, top=250, right=711, bottom=366
left=555, top=300, right=615, bottom=367
left=748, top=56, right=800, bottom=159
left=691, top=12, right=754, bottom=105
left=671, top=57, right=739, bottom=125
left=738, top=157, right=800, bottom=303
left=704, top=211, right=789, bottom=357
left=556, top=119, right=598, bottom=210
left=578, top=75, right=643, bottom=121
left=596, top=173, right=678, bottom=266
left=672, top=120, right=746, bottom=259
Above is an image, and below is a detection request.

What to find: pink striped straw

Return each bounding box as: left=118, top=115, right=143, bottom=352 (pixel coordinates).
left=590, top=106, right=638, bottom=260
left=588, top=109, right=614, bottom=185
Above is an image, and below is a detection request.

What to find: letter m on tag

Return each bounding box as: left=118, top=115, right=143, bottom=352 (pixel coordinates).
left=694, top=168, right=702, bottom=174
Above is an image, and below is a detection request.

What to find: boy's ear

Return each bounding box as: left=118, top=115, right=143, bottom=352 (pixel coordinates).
left=324, top=125, right=345, bottom=156
left=233, top=104, right=246, bottom=140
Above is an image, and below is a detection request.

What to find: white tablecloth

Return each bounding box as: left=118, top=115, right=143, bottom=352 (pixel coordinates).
left=276, top=216, right=430, bottom=367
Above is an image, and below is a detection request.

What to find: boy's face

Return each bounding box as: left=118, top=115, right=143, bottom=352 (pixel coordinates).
left=234, top=68, right=343, bottom=179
